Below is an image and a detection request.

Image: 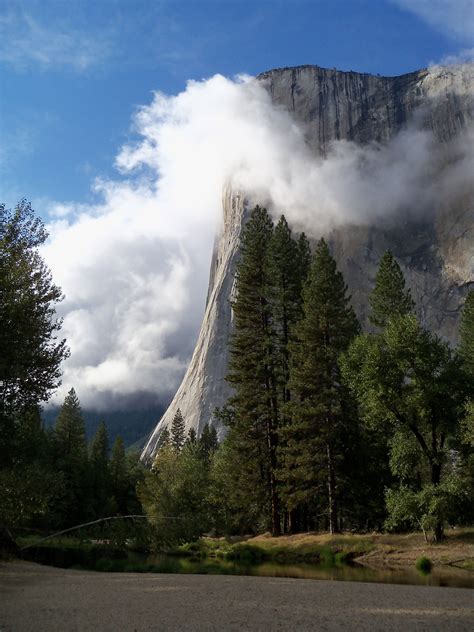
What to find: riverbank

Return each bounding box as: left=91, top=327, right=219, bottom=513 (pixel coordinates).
left=1, top=561, right=473, bottom=631
left=176, top=528, right=474, bottom=570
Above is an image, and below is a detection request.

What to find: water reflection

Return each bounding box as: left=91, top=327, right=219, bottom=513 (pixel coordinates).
left=144, top=555, right=474, bottom=589
left=23, top=547, right=474, bottom=589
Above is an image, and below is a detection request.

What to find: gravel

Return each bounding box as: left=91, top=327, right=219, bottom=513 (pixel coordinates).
left=1, top=561, right=473, bottom=631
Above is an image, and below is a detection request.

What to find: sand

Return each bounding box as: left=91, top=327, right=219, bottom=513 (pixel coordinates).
left=0, top=561, right=473, bottom=631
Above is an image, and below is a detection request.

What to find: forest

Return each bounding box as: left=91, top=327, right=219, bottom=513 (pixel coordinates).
left=1, top=200, right=473, bottom=553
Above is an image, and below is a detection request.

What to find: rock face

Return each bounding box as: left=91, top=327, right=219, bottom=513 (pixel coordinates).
left=141, top=64, right=474, bottom=462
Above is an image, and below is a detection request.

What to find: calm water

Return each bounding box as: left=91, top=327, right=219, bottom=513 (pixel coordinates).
left=22, top=546, right=474, bottom=589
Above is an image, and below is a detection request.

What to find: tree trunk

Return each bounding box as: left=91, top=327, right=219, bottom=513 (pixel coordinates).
left=327, top=444, right=339, bottom=534
left=270, top=469, right=281, bottom=536
left=431, top=461, right=444, bottom=542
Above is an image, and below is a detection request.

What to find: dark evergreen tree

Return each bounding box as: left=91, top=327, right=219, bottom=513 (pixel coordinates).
left=199, top=423, right=219, bottom=461
left=267, top=216, right=306, bottom=408
left=54, top=389, right=87, bottom=459
left=53, top=388, right=89, bottom=526
left=226, top=206, right=282, bottom=535
left=459, top=291, right=474, bottom=377
left=90, top=421, right=110, bottom=517
left=369, top=251, right=414, bottom=328
left=156, top=427, right=170, bottom=452
left=186, top=427, right=197, bottom=445
left=296, top=232, right=312, bottom=289
left=109, top=436, right=128, bottom=513
left=281, top=239, right=360, bottom=534
left=170, top=409, right=186, bottom=452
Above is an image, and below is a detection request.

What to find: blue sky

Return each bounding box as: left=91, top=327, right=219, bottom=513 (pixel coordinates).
left=1, top=0, right=472, bottom=211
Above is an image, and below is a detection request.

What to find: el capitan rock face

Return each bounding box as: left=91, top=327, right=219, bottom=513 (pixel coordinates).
left=142, top=64, right=474, bottom=461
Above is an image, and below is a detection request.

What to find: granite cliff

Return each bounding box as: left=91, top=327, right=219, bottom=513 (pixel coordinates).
left=142, top=63, right=474, bottom=461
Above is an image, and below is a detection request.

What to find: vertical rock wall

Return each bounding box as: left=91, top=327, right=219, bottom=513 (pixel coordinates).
left=142, top=64, right=473, bottom=462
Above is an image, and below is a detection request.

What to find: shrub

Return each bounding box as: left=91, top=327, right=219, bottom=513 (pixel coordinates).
left=415, top=556, right=432, bottom=574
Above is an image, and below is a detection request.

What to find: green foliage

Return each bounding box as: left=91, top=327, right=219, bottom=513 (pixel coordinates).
left=186, top=428, right=197, bottom=445
left=137, top=443, right=211, bottom=547
left=415, top=556, right=432, bottom=574
left=267, top=215, right=306, bottom=405
left=170, top=408, right=186, bottom=452
left=0, top=200, right=69, bottom=416
left=369, top=251, right=414, bottom=328
left=199, top=423, right=218, bottom=461
left=281, top=239, right=360, bottom=533
left=384, top=476, right=468, bottom=543
left=52, top=389, right=90, bottom=526
left=109, top=436, right=128, bottom=513
left=54, top=389, right=87, bottom=458
left=89, top=422, right=112, bottom=517
left=226, top=206, right=280, bottom=534
left=0, top=463, right=64, bottom=529
left=342, top=313, right=469, bottom=540
left=207, top=431, right=266, bottom=535
left=460, top=400, right=474, bottom=448
left=459, top=291, right=474, bottom=377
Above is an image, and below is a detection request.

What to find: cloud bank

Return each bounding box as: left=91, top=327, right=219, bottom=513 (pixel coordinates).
left=42, top=72, right=473, bottom=409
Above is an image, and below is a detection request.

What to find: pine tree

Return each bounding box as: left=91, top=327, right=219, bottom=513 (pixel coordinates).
left=199, top=423, right=219, bottom=460
left=459, top=291, right=474, bottom=378
left=369, top=251, right=414, bottom=328
left=53, top=388, right=89, bottom=526
left=109, top=436, right=128, bottom=514
left=157, top=427, right=170, bottom=451
left=90, top=421, right=109, bottom=465
left=170, top=409, right=186, bottom=452
left=54, top=388, right=87, bottom=459
left=296, top=232, right=312, bottom=289
left=227, top=205, right=282, bottom=535
left=267, top=216, right=306, bottom=407
left=186, top=427, right=197, bottom=445
left=281, top=239, right=360, bottom=534
left=90, top=421, right=110, bottom=517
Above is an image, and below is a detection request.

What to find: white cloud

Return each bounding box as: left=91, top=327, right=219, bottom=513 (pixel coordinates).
left=42, top=73, right=473, bottom=409
left=432, top=47, right=474, bottom=67
left=0, top=11, right=112, bottom=72
left=393, top=0, right=474, bottom=43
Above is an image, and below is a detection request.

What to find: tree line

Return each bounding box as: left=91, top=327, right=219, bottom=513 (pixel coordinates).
left=0, top=384, right=144, bottom=533
left=143, top=206, right=473, bottom=543
left=0, top=201, right=142, bottom=540
left=2, top=200, right=473, bottom=547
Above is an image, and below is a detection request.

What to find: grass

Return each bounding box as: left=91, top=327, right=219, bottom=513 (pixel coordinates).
left=170, top=528, right=474, bottom=568
left=171, top=533, right=375, bottom=565
left=16, top=535, right=94, bottom=550
left=16, top=528, right=474, bottom=572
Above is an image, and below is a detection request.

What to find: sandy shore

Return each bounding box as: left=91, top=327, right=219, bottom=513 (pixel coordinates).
left=0, top=561, right=473, bottom=631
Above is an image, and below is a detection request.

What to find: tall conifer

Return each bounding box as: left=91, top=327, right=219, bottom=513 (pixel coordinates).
left=170, top=409, right=186, bottom=452
left=281, top=239, right=359, bottom=533
left=90, top=421, right=110, bottom=517
left=267, top=216, right=304, bottom=407
left=226, top=206, right=281, bottom=535
left=110, top=436, right=128, bottom=513
left=369, top=251, right=414, bottom=328
left=53, top=388, right=89, bottom=526
left=459, top=291, right=474, bottom=377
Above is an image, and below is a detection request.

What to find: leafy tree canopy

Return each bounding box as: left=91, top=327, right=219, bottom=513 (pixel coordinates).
left=0, top=199, right=69, bottom=414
